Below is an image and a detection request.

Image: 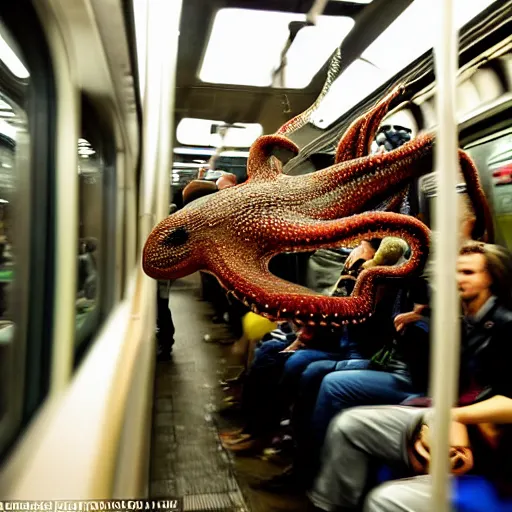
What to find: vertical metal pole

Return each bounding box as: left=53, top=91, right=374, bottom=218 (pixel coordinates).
left=430, top=0, right=460, bottom=510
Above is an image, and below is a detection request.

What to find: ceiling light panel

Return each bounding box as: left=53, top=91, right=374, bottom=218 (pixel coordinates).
left=0, top=32, right=29, bottom=79
left=310, top=0, right=499, bottom=128
left=0, top=119, right=16, bottom=140
left=176, top=118, right=263, bottom=147
left=199, top=8, right=354, bottom=88
left=276, top=16, right=355, bottom=89
left=362, top=0, right=498, bottom=77
left=174, top=147, right=250, bottom=158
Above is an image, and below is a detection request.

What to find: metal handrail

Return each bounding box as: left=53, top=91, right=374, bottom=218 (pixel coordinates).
left=430, top=0, right=461, bottom=510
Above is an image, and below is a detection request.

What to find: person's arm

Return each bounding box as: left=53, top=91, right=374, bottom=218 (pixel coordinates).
left=280, top=338, right=305, bottom=352
left=452, top=395, right=512, bottom=425
left=394, top=303, right=428, bottom=332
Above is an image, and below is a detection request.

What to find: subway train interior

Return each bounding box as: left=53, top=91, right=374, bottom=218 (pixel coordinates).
left=0, top=0, right=511, bottom=510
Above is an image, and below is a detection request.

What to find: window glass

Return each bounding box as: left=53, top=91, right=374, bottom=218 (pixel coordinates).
left=0, top=20, right=30, bottom=438
left=465, top=129, right=512, bottom=251
left=75, top=135, right=103, bottom=346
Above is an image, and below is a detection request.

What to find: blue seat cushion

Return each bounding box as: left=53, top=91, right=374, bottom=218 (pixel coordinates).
left=377, top=467, right=512, bottom=511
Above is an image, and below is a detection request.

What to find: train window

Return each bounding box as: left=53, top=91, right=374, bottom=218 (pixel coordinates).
left=0, top=18, right=30, bottom=454
left=465, top=128, right=512, bottom=250
left=76, top=136, right=102, bottom=346
left=74, top=100, right=116, bottom=361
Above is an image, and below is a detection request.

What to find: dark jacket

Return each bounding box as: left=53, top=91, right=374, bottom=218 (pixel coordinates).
left=460, top=301, right=512, bottom=497
left=459, top=301, right=512, bottom=401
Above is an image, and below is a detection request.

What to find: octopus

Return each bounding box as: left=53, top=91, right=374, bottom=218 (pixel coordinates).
left=142, top=85, right=493, bottom=329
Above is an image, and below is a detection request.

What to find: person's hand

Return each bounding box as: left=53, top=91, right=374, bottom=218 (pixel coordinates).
left=344, top=242, right=375, bottom=270
left=280, top=338, right=305, bottom=353
left=394, top=311, right=423, bottom=333
left=411, top=421, right=473, bottom=475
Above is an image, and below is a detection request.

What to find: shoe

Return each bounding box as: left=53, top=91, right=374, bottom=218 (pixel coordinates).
left=221, top=432, right=253, bottom=446
left=221, top=434, right=266, bottom=453
left=250, top=465, right=303, bottom=493
left=219, top=427, right=245, bottom=439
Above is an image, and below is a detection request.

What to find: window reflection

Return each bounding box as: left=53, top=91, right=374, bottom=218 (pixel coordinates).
left=76, top=137, right=102, bottom=341
left=0, top=21, right=29, bottom=422
left=465, top=130, right=512, bottom=251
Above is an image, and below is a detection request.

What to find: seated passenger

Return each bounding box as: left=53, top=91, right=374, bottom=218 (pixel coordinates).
left=221, top=238, right=406, bottom=453
left=256, top=259, right=429, bottom=491
left=309, top=241, right=512, bottom=511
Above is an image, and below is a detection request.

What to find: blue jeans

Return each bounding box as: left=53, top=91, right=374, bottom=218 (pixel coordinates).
left=292, top=359, right=372, bottom=482
left=278, top=349, right=362, bottom=404
left=312, top=370, right=415, bottom=448
left=242, top=341, right=362, bottom=436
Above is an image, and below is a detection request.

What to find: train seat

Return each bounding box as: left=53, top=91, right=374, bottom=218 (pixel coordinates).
left=376, top=467, right=512, bottom=511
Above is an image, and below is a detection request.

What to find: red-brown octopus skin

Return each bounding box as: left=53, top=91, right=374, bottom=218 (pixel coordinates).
left=142, top=88, right=493, bottom=329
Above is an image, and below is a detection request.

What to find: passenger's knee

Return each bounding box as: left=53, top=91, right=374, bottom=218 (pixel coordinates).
left=364, top=483, right=399, bottom=512
left=301, top=362, right=330, bottom=385
left=327, top=408, right=364, bottom=439
left=320, top=372, right=342, bottom=397
left=283, top=354, right=303, bottom=374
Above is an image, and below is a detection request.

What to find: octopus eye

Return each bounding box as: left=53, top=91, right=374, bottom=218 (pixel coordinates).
left=163, top=226, right=188, bottom=246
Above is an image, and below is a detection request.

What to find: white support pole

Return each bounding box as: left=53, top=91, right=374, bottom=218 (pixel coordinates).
left=430, top=0, right=461, bottom=511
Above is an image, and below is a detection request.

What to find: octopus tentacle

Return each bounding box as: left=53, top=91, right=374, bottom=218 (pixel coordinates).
left=291, top=133, right=491, bottom=243
left=246, top=135, right=299, bottom=181
left=211, top=212, right=429, bottom=326
left=459, top=151, right=494, bottom=242
left=276, top=48, right=343, bottom=137
left=142, top=80, right=494, bottom=335
left=335, top=85, right=405, bottom=164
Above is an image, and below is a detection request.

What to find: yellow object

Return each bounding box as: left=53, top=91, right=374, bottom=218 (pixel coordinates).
left=241, top=312, right=277, bottom=341
left=363, top=236, right=408, bottom=269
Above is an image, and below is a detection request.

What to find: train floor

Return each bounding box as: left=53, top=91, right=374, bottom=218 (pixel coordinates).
left=149, top=273, right=310, bottom=512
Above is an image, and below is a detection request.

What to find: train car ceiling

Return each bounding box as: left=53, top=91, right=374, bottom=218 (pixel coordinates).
left=309, top=0, right=499, bottom=129
left=171, top=0, right=413, bottom=194
left=282, top=0, right=512, bottom=176
left=199, top=10, right=354, bottom=88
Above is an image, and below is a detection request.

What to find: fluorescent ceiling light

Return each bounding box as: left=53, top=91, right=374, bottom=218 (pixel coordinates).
left=362, top=0, right=497, bottom=76
left=332, top=0, right=373, bottom=3
left=0, top=99, right=11, bottom=110
left=0, top=119, right=16, bottom=140
left=173, top=147, right=250, bottom=158
left=0, top=112, right=14, bottom=118
left=0, top=33, right=29, bottom=79
left=132, top=0, right=148, bottom=102
left=310, top=0, right=498, bottom=128
left=275, top=16, right=355, bottom=89
left=174, top=147, right=216, bottom=156
left=176, top=118, right=262, bottom=147
left=199, top=8, right=354, bottom=88
left=172, top=162, right=204, bottom=169
left=310, top=59, right=385, bottom=127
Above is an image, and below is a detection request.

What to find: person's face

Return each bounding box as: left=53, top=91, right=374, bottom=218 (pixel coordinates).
left=456, top=253, right=492, bottom=302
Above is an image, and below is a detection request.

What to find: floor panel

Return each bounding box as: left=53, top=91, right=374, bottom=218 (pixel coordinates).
left=149, top=273, right=309, bottom=512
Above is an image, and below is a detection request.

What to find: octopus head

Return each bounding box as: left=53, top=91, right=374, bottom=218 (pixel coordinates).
left=142, top=208, right=198, bottom=279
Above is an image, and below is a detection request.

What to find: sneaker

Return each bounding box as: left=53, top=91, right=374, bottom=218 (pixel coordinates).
left=219, top=427, right=245, bottom=440
left=221, top=434, right=266, bottom=454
